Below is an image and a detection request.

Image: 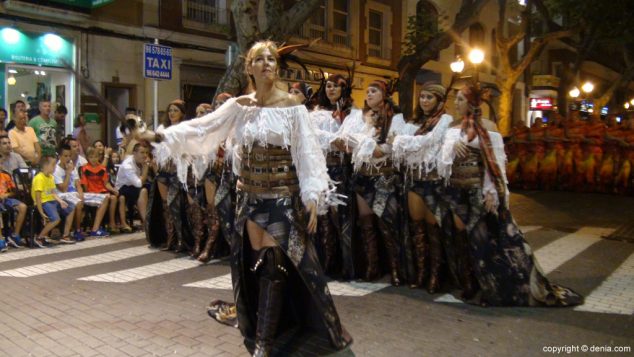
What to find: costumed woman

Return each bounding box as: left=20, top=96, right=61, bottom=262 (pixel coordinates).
left=288, top=81, right=314, bottom=110
left=391, top=82, right=453, bottom=291
left=437, top=83, right=583, bottom=307
left=141, top=41, right=351, bottom=356
left=309, top=72, right=357, bottom=278
left=146, top=100, right=191, bottom=251
left=335, top=79, right=410, bottom=286
left=196, top=92, right=234, bottom=263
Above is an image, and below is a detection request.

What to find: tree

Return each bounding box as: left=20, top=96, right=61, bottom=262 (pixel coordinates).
left=398, top=0, right=489, bottom=119
left=214, top=0, right=322, bottom=97
left=495, top=0, right=573, bottom=135
left=541, top=0, right=634, bottom=114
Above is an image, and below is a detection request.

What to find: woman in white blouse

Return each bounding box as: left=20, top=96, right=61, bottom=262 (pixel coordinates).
left=437, top=83, right=582, bottom=307
left=391, top=82, right=453, bottom=292
left=140, top=41, right=351, bottom=357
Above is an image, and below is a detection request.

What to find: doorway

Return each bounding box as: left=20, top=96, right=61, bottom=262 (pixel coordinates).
left=103, top=83, right=136, bottom=149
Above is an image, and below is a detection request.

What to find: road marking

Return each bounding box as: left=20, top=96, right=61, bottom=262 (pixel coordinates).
left=184, top=273, right=390, bottom=297
left=434, top=227, right=614, bottom=304
left=78, top=257, right=219, bottom=283
left=0, top=246, right=156, bottom=277
left=0, top=234, right=145, bottom=263
left=574, top=252, right=634, bottom=315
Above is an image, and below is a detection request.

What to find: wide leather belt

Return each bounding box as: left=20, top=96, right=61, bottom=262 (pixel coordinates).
left=450, top=147, right=483, bottom=188
left=409, top=168, right=440, bottom=181
left=326, top=152, right=345, bottom=166
left=240, top=144, right=299, bottom=196
left=359, top=161, right=394, bottom=176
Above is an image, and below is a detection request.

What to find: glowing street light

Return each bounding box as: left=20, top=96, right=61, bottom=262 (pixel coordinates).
left=468, top=48, right=485, bottom=65
left=7, top=75, right=16, bottom=86
left=630, top=98, right=634, bottom=105
left=625, top=103, right=630, bottom=109
left=581, top=81, right=594, bottom=94
left=450, top=57, right=465, bottom=73
left=569, top=87, right=580, bottom=98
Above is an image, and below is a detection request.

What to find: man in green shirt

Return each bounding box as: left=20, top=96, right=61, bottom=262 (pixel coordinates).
left=28, top=100, right=57, bottom=157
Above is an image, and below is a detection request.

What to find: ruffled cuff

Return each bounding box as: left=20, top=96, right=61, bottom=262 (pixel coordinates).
left=300, top=177, right=346, bottom=215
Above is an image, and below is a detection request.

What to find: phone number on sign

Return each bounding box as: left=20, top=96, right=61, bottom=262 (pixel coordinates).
left=543, top=345, right=631, bottom=354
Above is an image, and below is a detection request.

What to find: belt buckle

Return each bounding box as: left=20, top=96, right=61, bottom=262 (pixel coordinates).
left=283, top=165, right=289, bottom=173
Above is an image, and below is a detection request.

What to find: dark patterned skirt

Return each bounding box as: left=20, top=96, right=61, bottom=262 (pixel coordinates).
left=231, top=191, right=352, bottom=353
left=440, top=186, right=583, bottom=307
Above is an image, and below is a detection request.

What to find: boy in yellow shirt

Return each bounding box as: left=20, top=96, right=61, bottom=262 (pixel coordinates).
left=32, top=156, right=76, bottom=247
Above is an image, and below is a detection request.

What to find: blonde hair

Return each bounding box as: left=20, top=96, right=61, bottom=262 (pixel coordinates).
left=86, top=147, right=99, bottom=158
left=245, top=40, right=280, bottom=89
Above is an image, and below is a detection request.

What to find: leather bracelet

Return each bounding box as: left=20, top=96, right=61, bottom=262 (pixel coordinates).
left=155, top=133, right=164, bottom=143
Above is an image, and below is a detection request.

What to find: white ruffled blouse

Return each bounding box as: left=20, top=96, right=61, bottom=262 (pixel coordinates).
left=153, top=97, right=337, bottom=213
left=391, top=113, right=453, bottom=177
left=335, top=110, right=416, bottom=171
left=437, top=127, right=509, bottom=208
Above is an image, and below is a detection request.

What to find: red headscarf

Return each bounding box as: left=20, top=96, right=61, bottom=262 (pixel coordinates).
left=327, top=74, right=349, bottom=122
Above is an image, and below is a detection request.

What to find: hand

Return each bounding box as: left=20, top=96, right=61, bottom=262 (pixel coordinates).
left=372, top=146, right=384, bottom=158
left=112, top=189, right=119, bottom=196
left=386, top=133, right=396, bottom=145
left=79, top=192, right=84, bottom=201
left=65, top=161, right=75, bottom=173
left=306, top=201, right=318, bottom=234
left=454, top=140, right=469, bottom=158
left=483, top=192, right=497, bottom=214
left=40, top=212, right=49, bottom=222
left=105, top=147, right=113, bottom=156
left=60, top=201, right=68, bottom=209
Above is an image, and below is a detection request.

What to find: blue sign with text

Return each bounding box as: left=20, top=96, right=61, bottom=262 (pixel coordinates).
left=143, top=43, right=172, bottom=80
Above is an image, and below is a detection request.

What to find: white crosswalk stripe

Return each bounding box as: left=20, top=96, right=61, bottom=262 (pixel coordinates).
left=78, top=257, right=219, bottom=283
left=183, top=273, right=390, bottom=297
left=574, top=253, right=634, bottom=315
left=0, top=246, right=156, bottom=277
left=0, top=234, right=145, bottom=263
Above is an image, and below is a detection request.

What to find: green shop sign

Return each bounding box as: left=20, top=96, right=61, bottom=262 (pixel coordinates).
left=50, top=0, right=115, bottom=8
left=0, top=28, right=74, bottom=67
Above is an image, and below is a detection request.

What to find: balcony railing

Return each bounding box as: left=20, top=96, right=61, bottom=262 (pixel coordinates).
left=294, top=24, right=351, bottom=48
left=183, top=0, right=229, bottom=27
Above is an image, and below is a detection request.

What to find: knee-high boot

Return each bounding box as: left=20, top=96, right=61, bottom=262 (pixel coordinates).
left=358, top=215, right=379, bottom=281
left=188, top=202, right=205, bottom=257
left=409, top=220, right=426, bottom=288
left=160, top=200, right=176, bottom=251
left=455, top=230, right=476, bottom=299
left=426, top=223, right=443, bottom=294
left=319, top=214, right=337, bottom=274
left=251, top=247, right=288, bottom=357
left=377, top=219, right=401, bottom=287
left=198, top=203, right=220, bottom=262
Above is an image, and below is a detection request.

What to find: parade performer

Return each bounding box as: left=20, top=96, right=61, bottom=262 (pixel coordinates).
left=579, top=114, right=606, bottom=191
left=288, top=81, right=314, bottom=110
left=563, top=111, right=586, bottom=191
left=141, top=40, right=351, bottom=357
left=437, top=83, right=583, bottom=307
left=391, top=82, right=453, bottom=292
left=506, top=121, right=530, bottom=188
left=309, top=72, right=357, bottom=278
left=523, top=119, right=546, bottom=189
left=335, top=79, right=410, bottom=286
left=540, top=114, right=566, bottom=190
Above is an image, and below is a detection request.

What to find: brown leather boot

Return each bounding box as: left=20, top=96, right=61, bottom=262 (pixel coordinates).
left=198, top=203, right=220, bottom=263
left=160, top=200, right=176, bottom=251
left=409, top=220, right=426, bottom=288
left=319, top=215, right=337, bottom=274
left=188, top=202, right=205, bottom=257
left=377, top=219, right=401, bottom=286
left=426, top=223, right=443, bottom=294
left=358, top=215, right=379, bottom=281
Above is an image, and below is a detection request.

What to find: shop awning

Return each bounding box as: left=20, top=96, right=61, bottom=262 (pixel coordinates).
left=49, top=0, right=115, bottom=8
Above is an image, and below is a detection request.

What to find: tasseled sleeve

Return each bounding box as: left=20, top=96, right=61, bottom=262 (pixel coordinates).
left=392, top=114, right=453, bottom=174
left=437, top=128, right=461, bottom=181
left=153, top=98, right=242, bottom=184
left=290, top=106, right=344, bottom=214
left=350, top=113, right=409, bottom=169
left=310, top=109, right=340, bottom=152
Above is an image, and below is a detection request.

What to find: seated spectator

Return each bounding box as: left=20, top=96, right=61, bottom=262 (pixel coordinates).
left=54, top=105, right=68, bottom=147
left=0, top=108, right=6, bottom=131
left=32, top=156, right=76, bottom=247
left=80, top=147, right=117, bottom=236
left=61, top=136, right=88, bottom=168
left=115, top=143, right=150, bottom=230
left=93, top=140, right=113, bottom=167
left=54, top=144, right=86, bottom=241
left=9, top=108, right=41, bottom=165
left=0, top=135, right=28, bottom=174
left=0, top=169, right=27, bottom=248
left=108, top=151, right=121, bottom=188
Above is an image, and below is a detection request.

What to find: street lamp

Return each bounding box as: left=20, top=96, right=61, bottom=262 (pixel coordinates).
left=630, top=98, right=634, bottom=105
left=468, top=48, right=485, bottom=83
left=625, top=102, right=630, bottom=110
left=447, top=57, right=465, bottom=98
left=569, top=87, right=580, bottom=98
left=581, top=81, right=594, bottom=94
